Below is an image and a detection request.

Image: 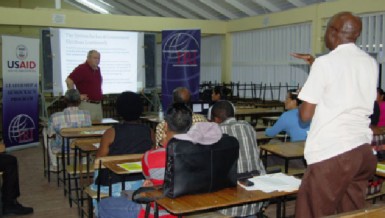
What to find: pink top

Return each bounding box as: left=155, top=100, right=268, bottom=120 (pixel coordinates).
left=377, top=101, right=385, bottom=127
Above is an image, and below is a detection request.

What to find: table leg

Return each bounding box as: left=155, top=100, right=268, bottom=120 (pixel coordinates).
left=285, top=159, right=289, bottom=174
left=154, top=202, right=159, bottom=218
left=276, top=197, right=282, bottom=218
left=62, top=138, right=66, bottom=195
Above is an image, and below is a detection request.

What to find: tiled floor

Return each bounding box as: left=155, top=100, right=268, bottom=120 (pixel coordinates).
left=9, top=144, right=78, bottom=218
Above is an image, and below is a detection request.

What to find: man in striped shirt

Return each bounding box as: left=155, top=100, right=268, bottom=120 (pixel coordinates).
left=211, top=100, right=267, bottom=217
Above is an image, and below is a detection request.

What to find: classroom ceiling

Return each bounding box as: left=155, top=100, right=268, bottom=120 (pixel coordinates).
left=64, top=0, right=333, bottom=20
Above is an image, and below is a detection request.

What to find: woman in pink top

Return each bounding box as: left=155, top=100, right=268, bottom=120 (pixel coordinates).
left=376, top=88, right=385, bottom=127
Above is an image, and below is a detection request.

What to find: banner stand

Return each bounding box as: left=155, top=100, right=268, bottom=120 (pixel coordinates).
left=161, top=29, right=201, bottom=110
left=2, top=35, right=40, bottom=150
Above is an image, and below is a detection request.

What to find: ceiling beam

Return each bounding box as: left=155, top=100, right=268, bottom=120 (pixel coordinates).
left=253, top=0, right=281, bottom=12
left=116, top=0, right=159, bottom=16
left=134, top=0, right=177, bottom=17
left=225, top=0, right=258, bottom=16
left=175, top=0, right=219, bottom=20
left=199, top=0, right=238, bottom=20
left=155, top=0, right=199, bottom=19
left=287, top=0, right=306, bottom=7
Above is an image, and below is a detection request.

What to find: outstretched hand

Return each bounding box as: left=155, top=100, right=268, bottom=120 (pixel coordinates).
left=290, top=53, right=315, bottom=65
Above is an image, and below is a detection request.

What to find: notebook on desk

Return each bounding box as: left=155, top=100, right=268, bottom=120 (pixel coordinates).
left=80, top=130, right=106, bottom=135
left=117, top=161, right=142, bottom=173
left=376, top=163, right=385, bottom=173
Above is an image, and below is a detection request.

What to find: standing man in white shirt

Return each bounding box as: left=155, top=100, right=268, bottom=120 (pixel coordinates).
left=292, top=12, right=378, bottom=217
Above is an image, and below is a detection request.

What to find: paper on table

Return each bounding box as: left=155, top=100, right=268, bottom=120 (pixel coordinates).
left=117, top=161, right=142, bottom=173
left=376, top=163, right=385, bottom=173
left=239, top=173, right=301, bottom=192
left=81, top=130, right=106, bottom=135
left=93, top=143, right=100, bottom=148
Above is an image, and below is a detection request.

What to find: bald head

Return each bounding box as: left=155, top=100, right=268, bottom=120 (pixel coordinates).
left=325, top=12, right=362, bottom=50
left=172, top=87, right=191, bottom=104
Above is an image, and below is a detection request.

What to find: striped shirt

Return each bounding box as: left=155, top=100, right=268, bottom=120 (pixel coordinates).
left=139, top=147, right=176, bottom=218
left=48, top=107, right=92, bottom=149
left=218, top=117, right=266, bottom=217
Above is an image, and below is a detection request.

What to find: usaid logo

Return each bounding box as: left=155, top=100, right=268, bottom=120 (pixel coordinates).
left=16, top=44, right=28, bottom=60
left=7, top=44, right=36, bottom=69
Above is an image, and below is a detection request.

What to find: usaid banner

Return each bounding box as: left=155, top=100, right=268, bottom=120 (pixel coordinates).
left=2, top=36, right=39, bottom=148
left=161, top=29, right=200, bottom=110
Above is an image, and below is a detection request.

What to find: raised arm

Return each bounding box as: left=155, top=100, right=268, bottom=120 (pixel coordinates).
left=290, top=53, right=315, bottom=66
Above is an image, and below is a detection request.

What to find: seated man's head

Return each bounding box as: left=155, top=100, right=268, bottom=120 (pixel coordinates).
left=172, top=87, right=191, bottom=104
left=211, top=100, right=235, bottom=124
left=212, top=86, right=229, bottom=102
left=116, top=91, right=143, bottom=122
left=165, top=103, right=192, bottom=137
left=65, top=89, right=81, bottom=107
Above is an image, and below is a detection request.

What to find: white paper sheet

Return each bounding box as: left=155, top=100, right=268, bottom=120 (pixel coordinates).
left=239, top=173, right=301, bottom=192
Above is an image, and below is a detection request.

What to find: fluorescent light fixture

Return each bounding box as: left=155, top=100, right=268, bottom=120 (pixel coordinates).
left=97, top=0, right=114, bottom=8
left=75, top=0, right=110, bottom=14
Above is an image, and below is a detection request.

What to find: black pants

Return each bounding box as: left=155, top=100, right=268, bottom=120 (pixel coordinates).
left=0, top=154, right=20, bottom=206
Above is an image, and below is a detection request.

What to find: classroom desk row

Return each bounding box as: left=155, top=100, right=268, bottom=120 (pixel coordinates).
left=71, top=137, right=299, bottom=218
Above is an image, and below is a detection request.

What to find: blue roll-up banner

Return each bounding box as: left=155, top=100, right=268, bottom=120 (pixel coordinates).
left=2, top=36, right=39, bottom=149
left=161, top=29, right=201, bottom=111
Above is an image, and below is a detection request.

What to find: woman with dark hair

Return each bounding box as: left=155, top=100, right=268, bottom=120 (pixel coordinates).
left=91, top=91, right=154, bottom=213
left=265, top=89, right=311, bottom=142
left=376, top=88, right=385, bottom=127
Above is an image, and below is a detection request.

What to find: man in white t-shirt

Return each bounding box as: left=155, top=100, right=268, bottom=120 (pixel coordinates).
left=292, top=12, right=378, bottom=217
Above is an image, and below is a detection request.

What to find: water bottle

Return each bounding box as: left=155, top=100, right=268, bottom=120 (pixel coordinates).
left=158, top=105, right=164, bottom=121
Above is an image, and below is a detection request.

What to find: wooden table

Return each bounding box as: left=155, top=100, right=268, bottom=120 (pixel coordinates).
left=101, top=154, right=143, bottom=196
left=59, top=126, right=111, bottom=193
left=92, top=118, right=119, bottom=125
left=256, top=131, right=286, bottom=145
left=235, top=108, right=283, bottom=123
left=73, top=138, right=100, bottom=186
left=149, top=185, right=297, bottom=218
left=140, top=113, right=163, bottom=130
left=260, top=141, right=305, bottom=174
left=260, top=116, right=279, bottom=126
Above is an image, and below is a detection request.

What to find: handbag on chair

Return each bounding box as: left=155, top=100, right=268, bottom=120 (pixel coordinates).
left=163, top=134, right=239, bottom=198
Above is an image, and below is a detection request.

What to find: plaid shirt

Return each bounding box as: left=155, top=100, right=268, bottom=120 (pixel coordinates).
left=155, top=113, right=207, bottom=146
left=218, top=117, right=267, bottom=217
left=48, top=107, right=92, bottom=149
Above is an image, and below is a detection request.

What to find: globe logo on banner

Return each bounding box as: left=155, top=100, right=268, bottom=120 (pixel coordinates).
left=163, top=32, right=199, bottom=67
left=8, top=114, right=36, bottom=144
left=161, top=30, right=201, bottom=111
left=16, top=44, right=28, bottom=60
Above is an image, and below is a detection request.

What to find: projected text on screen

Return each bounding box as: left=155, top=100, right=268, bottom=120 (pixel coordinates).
left=51, top=28, right=140, bottom=95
